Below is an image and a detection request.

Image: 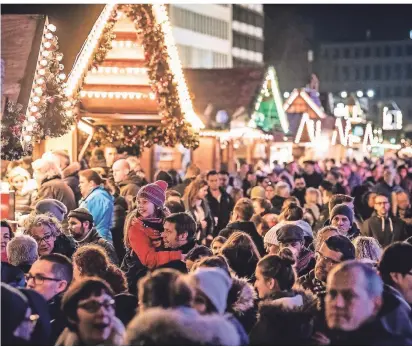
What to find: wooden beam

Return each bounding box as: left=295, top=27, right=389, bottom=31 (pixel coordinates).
left=82, top=84, right=152, bottom=93
left=80, top=112, right=161, bottom=126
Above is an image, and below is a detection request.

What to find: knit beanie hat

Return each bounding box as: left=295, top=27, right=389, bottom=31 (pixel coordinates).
left=137, top=180, right=168, bottom=208
left=68, top=207, right=94, bottom=224
left=1, top=283, right=29, bottom=337
left=35, top=199, right=68, bottom=222
left=251, top=186, right=266, bottom=199
left=330, top=204, right=354, bottom=225
left=191, top=267, right=232, bottom=314
left=264, top=225, right=279, bottom=246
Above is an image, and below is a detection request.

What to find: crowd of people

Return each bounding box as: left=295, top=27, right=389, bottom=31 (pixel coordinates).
left=1, top=147, right=412, bottom=345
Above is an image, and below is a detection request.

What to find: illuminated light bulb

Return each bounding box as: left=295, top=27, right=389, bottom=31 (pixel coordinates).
left=108, top=92, right=114, bottom=99
left=111, top=41, right=117, bottom=48
left=24, top=135, right=32, bottom=142
left=91, top=67, right=98, bottom=74
left=136, top=93, right=142, bottom=99
left=30, top=106, right=38, bottom=113
left=34, top=87, right=43, bottom=95
left=149, top=93, right=155, bottom=100
left=95, top=92, right=101, bottom=98
left=42, top=51, right=50, bottom=57
left=64, top=101, right=71, bottom=108
left=56, top=53, right=63, bottom=61
left=126, top=68, right=133, bottom=74
left=340, top=91, right=348, bottom=98
left=80, top=91, right=87, bottom=97
left=87, top=92, right=94, bottom=98
left=129, top=93, right=135, bottom=99
left=32, top=96, right=40, bottom=103
left=38, top=69, right=46, bottom=75
left=125, top=41, right=132, bottom=48
left=101, top=92, right=107, bottom=98
left=121, top=93, right=128, bottom=99
left=115, top=93, right=121, bottom=99
left=119, top=41, right=124, bottom=48
left=105, top=67, right=111, bottom=74
left=26, top=125, right=33, bottom=132
left=119, top=68, right=125, bottom=74
left=40, top=59, right=48, bottom=67
left=112, top=67, right=118, bottom=74
left=47, top=24, right=56, bottom=32
left=58, top=73, right=66, bottom=80
left=45, top=32, right=53, bottom=39
left=29, top=116, right=36, bottom=122
left=44, top=41, right=51, bottom=49
left=98, top=67, right=104, bottom=73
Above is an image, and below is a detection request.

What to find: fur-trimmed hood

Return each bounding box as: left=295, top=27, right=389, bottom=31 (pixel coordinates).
left=125, top=307, right=240, bottom=346
left=61, top=162, right=81, bottom=178
left=227, top=275, right=256, bottom=315
left=56, top=316, right=125, bottom=346
left=250, top=288, right=318, bottom=345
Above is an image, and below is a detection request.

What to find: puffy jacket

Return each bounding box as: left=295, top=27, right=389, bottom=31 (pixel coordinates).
left=79, top=186, right=114, bottom=242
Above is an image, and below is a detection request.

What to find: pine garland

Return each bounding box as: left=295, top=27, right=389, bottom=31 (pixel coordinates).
left=1, top=101, right=30, bottom=160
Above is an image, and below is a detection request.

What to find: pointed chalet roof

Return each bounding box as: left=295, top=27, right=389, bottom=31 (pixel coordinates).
left=65, top=4, right=203, bottom=129
left=283, top=88, right=327, bottom=120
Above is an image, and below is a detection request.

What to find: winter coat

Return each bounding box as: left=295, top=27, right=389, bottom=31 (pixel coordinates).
left=1, top=262, right=25, bottom=287
left=61, top=162, right=81, bottom=205
left=48, top=294, right=67, bottom=344
left=79, top=186, right=114, bottom=242
left=15, top=189, right=36, bottom=214
left=361, top=212, right=409, bottom=247
left=226, top=275, right=258, bottom=333
left=52, top=234, right=77, bottom=259
left=250, top=289, right=318, bottom=345
left=185, top=199, right=214, bottom=243
left=296, top=248, right=316, bottom=277
left=74, top=227, right=119, bottom=265
left=31, top=175, right=76, bottom=212
left=56, top=316, right=125, bottom=346
left=303, top=172, right=323, bottom=188
left=219, top=220, right=265, bottom=256
left=118, top=171, right=143, bottom=210
left=121, top=215, right=180, bottom=295
left=323, top=218, right=361, bottom=241
left=111, top=193, right=127, bottom=262
left=329, top=284, right=412, bottom=345
left=206, top=188, right=234, bottom=235
left=125, top=306, right=241, bottom=346
left=157, top=239, right=197, bottom=273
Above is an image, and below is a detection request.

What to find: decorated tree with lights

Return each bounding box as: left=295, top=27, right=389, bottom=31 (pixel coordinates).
left=22, top=21, right=75, bottom=152
left=250, top=66, right=289, bottom=134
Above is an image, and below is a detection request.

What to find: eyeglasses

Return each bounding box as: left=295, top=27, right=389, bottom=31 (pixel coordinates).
left=78, top=299, right=115, bottom=313
left=32, top=234, right=54, bottom=244
left=25, top=273, right=62, bottom=285
left=316, top=251, right=340, bottom=265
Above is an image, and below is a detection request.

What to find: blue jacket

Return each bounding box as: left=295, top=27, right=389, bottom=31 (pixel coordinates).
left=80, top=186, right=114, bottom=242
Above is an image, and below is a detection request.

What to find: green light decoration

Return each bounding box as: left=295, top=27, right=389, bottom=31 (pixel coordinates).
left=250, top=66, right=289, bottom=134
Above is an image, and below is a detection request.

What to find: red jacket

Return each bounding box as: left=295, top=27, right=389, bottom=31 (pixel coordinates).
left=128, top=218, right=181, bottom=269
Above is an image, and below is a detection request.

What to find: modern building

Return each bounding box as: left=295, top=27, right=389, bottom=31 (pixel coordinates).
left=232, top=4, right=265, bottom=67
left=316, top=39, right=412, bottom=122
left=169, top=4, right=233, bottom=68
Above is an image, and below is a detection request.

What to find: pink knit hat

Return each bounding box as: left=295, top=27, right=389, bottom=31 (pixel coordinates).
left=137, top=180, right=168, bottom=207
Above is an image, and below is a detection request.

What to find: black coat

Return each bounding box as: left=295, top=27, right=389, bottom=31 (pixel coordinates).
left=61, top=162, right=82, bottom=206
left=329, top=285, right=412, bottom=345
left=157, top=240, right=197, bottom=273
left=291, top=188, right=306, bottom=207
left=219, top=221, right=265, bottom=256
left=185, top=199, right=214, bottom=243
left=1, top=262, right=25, bottom=287
left=361, top=212, right=409, bottom=248
left=206, top=188, right=234, bottom=235
left=271, top=195, right=286, bottom=215
left=48, top=294, right=67, bottom=344
left=173, top=178, right=193, bottom=196
left=52, top=234, right=77, bottom=259
left=75, top=227, right=119, bottom=265
left=111, top=193, right=127, bottom=263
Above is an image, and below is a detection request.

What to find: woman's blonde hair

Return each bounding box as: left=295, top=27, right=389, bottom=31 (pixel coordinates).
left=8, top=167, right=31, bottom=184
left=24, top=213, right=62, bottom=238
left=306, top=187, right=322, bottom=205
left=183, top=176, right=208, bottom=209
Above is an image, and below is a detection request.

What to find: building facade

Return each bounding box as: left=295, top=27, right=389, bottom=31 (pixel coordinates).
left=232, top=4, right=264, bottom=67
left=169, top=4, right=232, bottom=68
left=317, top=39, right=412, bottom=122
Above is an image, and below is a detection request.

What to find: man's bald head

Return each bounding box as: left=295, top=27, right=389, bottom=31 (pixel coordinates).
left=113, top=159, right=130, bottom=183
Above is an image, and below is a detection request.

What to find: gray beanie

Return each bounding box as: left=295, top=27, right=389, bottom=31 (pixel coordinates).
left=330, top=204, right=354, bottom=225
left=35, top=199, right=68, bottom=222
left=192, top=267, right=232, bottom=314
